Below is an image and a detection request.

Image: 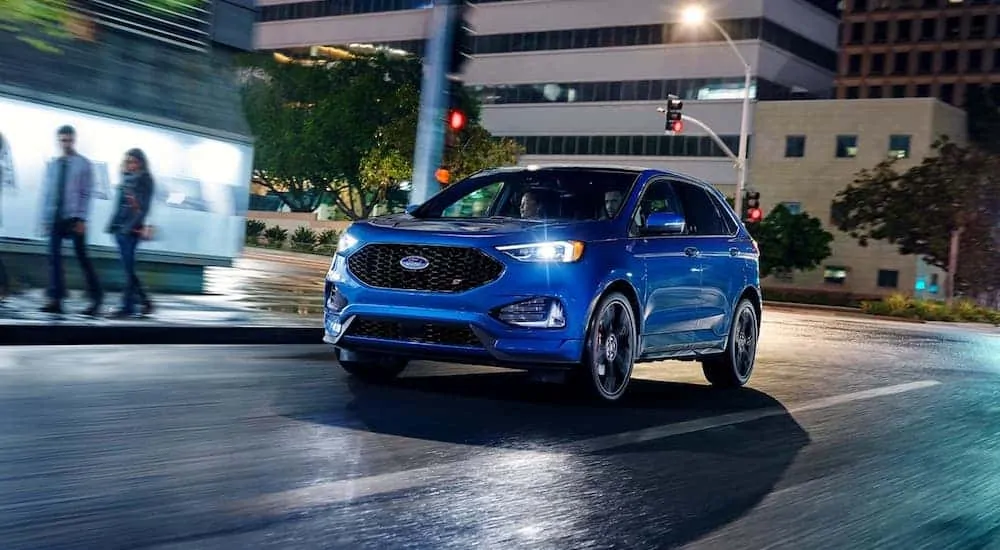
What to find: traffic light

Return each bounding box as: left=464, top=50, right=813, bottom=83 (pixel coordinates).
left=435, top=167, right=451, bottom=185
left=447, top=2, right=473, bottom=76
left=665, top=96, right=683, bottom=134
left=448, top=109, right=466, bottom=131
left=744, top=191, right=762, bottom=224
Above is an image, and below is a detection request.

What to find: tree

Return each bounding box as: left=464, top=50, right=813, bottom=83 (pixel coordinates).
left=831, top=137, right=1000, bottom=298
left=241, top=52, right=523, bottom=218
left=754, top=204, right=833, bottom=279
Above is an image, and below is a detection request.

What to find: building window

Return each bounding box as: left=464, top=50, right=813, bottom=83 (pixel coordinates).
left=942, top=50, right=958, bottom=73
left=873, top=21, right=889, bottom=43
left=970, top=15, right=987, bottom=40
left=846, top=86, right=861, bottom=99
left=918, top=51, right=934, bottom=74
left=968, top=49, right=983, bottom=73
left=785, top=135, right=806, bottom=157
left=849, top=22, right=865, bottom=44
left=940, top=83, right=955, bottom=104
left=895, top=19, right=912, bottom=42
left=869, top=85, right=884, bottom=98
left=892, top=84, right=907, bottom=97
left=893, top=52, right=910, bottom=75
left=920, top=18, right=937, bottom=42
left=848, top=54, right=863, bottom=75
left=916, top=83, right=931, bottom=97
left=870, top=53, right=886, bottom=75
left=824, top=266, right=848, bottom=285
left=780, top=201, right=802, bottom=214
left=877, top=269, right=899, bottom=289
left=889, top=135, right=911, bottom=159
left=836, top=135, right=859, bottom=158
left=470, top=76, right=775, bottom=104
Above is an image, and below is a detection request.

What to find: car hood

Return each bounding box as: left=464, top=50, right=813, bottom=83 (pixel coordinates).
left=348, top=214, right=610, bottom=245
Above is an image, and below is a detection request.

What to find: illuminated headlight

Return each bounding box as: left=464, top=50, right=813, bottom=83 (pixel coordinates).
left=495, top=297, right=566, bottom=328
left=338, top=232, right=359, bottom=254
left=326, top=256, right=343, bottom=282
left=496, top=240, right=585, bottom=263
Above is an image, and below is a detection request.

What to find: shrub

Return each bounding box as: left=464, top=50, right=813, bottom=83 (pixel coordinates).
left=245, top=219, right=267, bottom=245
left=263, top=225, right=288, bottom=248
left=314, top=243, right=338, bottom=257
left=861, top=294, right=999, bottom=325
left=290, top=226, right=318, bottom=252
left=317, top=229, right=340, bottom=245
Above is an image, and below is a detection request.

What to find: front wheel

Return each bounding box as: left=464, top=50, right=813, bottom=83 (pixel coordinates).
left=338, top=350, right=409, bottom=383
left=581, top=292, right=638, bottom=402
left=702, top=298, right=759, bottom=387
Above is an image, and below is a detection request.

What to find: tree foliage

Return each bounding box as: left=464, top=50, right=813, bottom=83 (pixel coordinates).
left=754, top=204, right=834, bottom=279
left=241, top=52, right=523, bottom=218
left=831, top=137, right=1000, bottom=294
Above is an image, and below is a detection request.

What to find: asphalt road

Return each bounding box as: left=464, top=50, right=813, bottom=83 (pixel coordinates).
left=1, top=310, right=999, bottom=550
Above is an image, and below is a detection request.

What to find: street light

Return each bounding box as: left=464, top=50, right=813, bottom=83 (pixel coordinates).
left=681, top=5, right=752, bottom=219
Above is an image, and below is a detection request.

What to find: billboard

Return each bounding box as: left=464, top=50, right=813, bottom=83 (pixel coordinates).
left=0, top=94, right=253, bottom=261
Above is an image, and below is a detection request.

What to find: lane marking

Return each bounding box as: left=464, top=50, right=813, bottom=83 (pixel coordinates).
left=239, top=380, right=941, bottom=515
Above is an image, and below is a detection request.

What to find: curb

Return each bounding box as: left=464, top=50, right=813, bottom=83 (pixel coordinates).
left=0, top=325, right=326, bottom=346
left=764, top=301, right=927, bottom=324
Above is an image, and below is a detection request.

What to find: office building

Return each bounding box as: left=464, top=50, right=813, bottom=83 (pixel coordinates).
left=750, top=98, right=966, bottom=296
left=836, top=0, right=1000, bottom=106
left=256, top=0, right=841, bottom=192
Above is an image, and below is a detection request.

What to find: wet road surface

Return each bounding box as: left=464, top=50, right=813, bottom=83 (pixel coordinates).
left=1, top=310, right=999, bottom=549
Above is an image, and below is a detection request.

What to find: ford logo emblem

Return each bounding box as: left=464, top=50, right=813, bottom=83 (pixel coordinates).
left=399, top=255, right=430, bottom=271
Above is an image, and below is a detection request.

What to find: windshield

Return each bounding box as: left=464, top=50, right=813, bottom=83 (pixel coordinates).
left=414, top=168, right=640, bottom=221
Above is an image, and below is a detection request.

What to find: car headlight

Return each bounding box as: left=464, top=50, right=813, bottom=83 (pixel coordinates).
left=337, top=232, right=359, bottom=254
left=496, top=240, right=585, bottom=263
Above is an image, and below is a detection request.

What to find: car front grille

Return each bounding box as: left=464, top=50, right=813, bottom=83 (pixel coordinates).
left=347, top=244, right=504, bottom=292
left=345, top=318, right=483, bottom=348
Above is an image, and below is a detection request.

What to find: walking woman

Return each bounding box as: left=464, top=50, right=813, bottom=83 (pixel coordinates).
left=107, top=148, right=154, bottom=318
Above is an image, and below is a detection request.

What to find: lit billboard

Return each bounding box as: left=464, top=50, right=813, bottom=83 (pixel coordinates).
left=0, top=94, right=253, bottom=262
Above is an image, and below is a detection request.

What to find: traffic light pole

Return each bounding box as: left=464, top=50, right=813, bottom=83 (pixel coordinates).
left=675, top=113, right=738, bottom=165
left=410, top=0, right=461, bottom=206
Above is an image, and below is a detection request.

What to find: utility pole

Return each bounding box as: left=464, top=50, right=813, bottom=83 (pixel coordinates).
left=410, top=0, right=467, bottom=206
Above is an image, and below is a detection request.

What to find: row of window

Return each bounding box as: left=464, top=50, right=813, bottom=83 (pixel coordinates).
left=784, top=134, right=911, bottom=159
left=850, top=0, right=998, bottom=12
left=507, top=134, right=746, bottom=159
left=258, top=0, right=839, bottom=22
left=264, top=17, right=837, bottom=71
left=844, top=48, right=1000, bottom=77
left=844, top=13, right=1000, bottom=44
left=841, top=81, right=978, bottom=104
left=821, top=266, right=906, bottom=289
left=470, top=77, right=801, bottom=105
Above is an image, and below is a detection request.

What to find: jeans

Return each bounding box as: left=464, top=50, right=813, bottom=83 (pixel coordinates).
left=48, top=218, right=102, bottom=304
left=115, top=232, right=148, bottom=313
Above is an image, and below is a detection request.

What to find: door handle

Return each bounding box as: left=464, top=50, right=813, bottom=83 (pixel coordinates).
left=684, top=247, right=699, bottom=257
left=729, top=247, right=739, bottom=257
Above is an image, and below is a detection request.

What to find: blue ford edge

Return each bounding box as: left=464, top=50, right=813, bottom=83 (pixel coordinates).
left=324, top=165, right=762, bottom=402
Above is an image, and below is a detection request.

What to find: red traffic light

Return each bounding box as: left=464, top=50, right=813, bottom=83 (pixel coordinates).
left=747, top=207, right=763, bottom=222
left=448, top=109, right=466, bottom=131
left=670, top=120, right=684, bottom=133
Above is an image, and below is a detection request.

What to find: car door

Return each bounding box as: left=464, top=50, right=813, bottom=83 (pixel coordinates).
left=671, top=181, right=740, bottom=347
left=626, top=177, right=704, bottom=354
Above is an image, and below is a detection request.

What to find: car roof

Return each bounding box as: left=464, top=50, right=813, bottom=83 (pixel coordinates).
left=469, top=163, right=711, bottom=188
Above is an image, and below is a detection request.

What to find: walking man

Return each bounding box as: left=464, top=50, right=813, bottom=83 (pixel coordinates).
left=41, top=125, right=102, bottom=315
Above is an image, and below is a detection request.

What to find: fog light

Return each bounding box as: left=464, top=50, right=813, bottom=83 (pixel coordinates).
left=497, top=298, right=566, bottom=328
left=326, top=284, right=348, bottom=313
left=331, top=321, right=343, bottom=334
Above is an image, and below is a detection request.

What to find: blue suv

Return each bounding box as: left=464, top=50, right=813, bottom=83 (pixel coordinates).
left=324, top=165, right=761, bottom=402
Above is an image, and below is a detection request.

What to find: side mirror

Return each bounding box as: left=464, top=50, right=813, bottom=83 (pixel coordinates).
left=404, top=204, right=420, bottom=215
left=643, top=211, right=686, bottom=235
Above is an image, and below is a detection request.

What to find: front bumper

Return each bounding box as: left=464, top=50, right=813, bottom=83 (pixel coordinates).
left=323, top=254, right=591, bottom=368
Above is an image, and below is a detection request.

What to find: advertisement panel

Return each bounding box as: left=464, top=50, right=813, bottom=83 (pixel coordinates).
left=0, top=94, right=252, bottom=261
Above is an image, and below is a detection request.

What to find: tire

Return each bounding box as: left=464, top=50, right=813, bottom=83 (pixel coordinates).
left=702, top=298, right=759, bottom=388
left=338, top=351, right=409, bottom=383
left=581, top=292, right=638, bottom=402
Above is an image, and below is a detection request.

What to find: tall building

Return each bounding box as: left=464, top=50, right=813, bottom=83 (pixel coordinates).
left=255, top=0, right=841, bottom=193
left=835, top=0, right=1000, bottom=106
left=750, top=97, right=966, bottom=297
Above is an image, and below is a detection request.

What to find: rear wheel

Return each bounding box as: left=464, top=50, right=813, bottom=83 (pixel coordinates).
left=338, top=350, right=409, bottom=383
left=581, top=292, right=637, bottom=402
left=702, top=298, right=759, bottom=387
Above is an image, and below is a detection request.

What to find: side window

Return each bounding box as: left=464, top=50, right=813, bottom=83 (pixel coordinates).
left=671, top=182, right=729, bottom=236
left=630, top=178, right=683, bottom=234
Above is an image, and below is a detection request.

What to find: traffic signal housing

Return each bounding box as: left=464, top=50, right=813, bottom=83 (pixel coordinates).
left=744, top=191, right=762, bottom=224
left=447, top=2, right=473, bottom=76
left=665, top=97, right=683, bottom=135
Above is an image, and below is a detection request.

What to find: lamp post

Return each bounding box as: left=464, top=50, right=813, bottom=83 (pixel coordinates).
left=681, top=5, right=752, bottom=218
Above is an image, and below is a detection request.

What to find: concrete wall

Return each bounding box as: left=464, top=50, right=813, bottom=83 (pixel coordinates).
left=247, top=211, right=352, bottom=233
left=750, top=98, right=967, bottom=297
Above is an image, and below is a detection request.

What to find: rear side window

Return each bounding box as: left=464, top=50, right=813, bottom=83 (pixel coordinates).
left=671, top=182, right=730, bottom=236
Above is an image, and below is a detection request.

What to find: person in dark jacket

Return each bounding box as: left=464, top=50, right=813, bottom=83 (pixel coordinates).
left=107, top=148, right=154, bottom=317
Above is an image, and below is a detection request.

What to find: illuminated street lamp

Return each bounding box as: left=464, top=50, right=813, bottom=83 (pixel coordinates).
left=682, top=5, right=752, bottom=218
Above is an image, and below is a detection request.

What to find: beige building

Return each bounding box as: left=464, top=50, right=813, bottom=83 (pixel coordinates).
left=749, top=98, right=966, bottom=297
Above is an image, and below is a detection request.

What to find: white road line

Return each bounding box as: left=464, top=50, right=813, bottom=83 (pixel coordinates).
left=238, top=380, right=941, bottom=515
